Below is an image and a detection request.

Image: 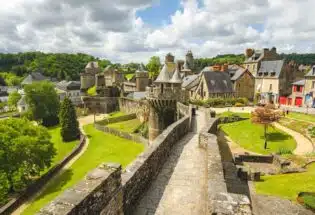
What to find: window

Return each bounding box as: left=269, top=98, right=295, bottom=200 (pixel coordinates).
left=313, top=67, right=315, bottom=75
left=269, top=84, right=273, bottom=91
left=312, top=81, right=315, bottom=89
left=258, top=72, right=263, bottom=76
left=270, top=72, right=276, bottom=76
left=161, top=84, right=164, bottom=93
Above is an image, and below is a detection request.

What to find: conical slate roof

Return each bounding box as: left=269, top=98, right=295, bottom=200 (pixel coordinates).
left=136, top=64, right=148, bottom=73
left=182, top=61, right=191, bottom=71
left=85, top=61, right=99, bottom=69
left=170, top=67, right=182, bottom=83
left=155, top=64, right=170, bottom=83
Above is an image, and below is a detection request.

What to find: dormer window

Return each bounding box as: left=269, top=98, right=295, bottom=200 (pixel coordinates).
left=211, top=80, right=215, bottom=85
left=258, top=72, right=263, bottom=76
left=264, top=72, right=268, bottom=76
left=271, top=72, right=276, bottom=76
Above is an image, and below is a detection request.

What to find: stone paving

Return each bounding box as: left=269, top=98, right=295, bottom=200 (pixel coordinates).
left=133, top=111, right=207, bottom=215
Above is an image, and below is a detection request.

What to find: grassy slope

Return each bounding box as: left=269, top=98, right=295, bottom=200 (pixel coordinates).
left=220, top=119, right=296, bottom=154
left=255, top=163, right=315, bottom=201
left=48, top=126, right=79, bottom=167
left=217, top=111, right=250, bottom=118
left=22, top=124, right=144, bottom=215
left=108, top=111, right=126, bottom=118
left=107, top=118, right=142, bottom=133
left=287, top=112, right=315, bottom=123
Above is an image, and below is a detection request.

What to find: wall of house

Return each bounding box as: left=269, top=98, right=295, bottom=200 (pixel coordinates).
left=234, top=72, right=254, bottom=100
left=244, top=62, right=258, bottom=75
left=255, top=78, right=279, bottom=95
left=304, top=77, right=315, bottom=94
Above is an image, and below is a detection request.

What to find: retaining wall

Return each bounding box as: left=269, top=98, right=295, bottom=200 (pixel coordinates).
left=118, top=98, right=147, bottom=115
left=96, top=113, right=137, bottom=126
left=0, top=134, right=86, bottom=215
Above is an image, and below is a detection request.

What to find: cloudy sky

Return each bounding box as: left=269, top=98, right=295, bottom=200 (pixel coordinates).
left=1, top=0, right=315, bottom=63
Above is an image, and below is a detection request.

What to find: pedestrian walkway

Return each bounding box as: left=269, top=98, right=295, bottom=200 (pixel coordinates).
left=274, top=122, right=314, bottom=155
left=133, top=111, right=207, bottom=215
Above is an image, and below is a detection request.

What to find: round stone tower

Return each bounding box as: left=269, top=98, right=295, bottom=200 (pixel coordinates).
left=146, top=65, right=183, bottom=142
left=185, top=50, right=194, bottom=70
left=80, top=61, right=100, bottom=92
left=135, top=64, right=149, bottom=92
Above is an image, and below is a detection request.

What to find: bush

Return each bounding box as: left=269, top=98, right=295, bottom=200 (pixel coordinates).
left=235, top=102, right=245, bottom=107
left=134, top=122, right=148, bottom=138
left=190, top=97, right=249, bottom=108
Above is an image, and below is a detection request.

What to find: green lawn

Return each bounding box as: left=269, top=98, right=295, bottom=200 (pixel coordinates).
left=107, top=118, right=142, bottom=133
left=255, top=163, right=315, bottom=201
left=287, top=112, right=315, bottom=123
left=220, top=119, right=296, bottom=154
left=108, top=111, right=126, bottom=118
left=125, top=73, right=135, bottom=81
left=22, top=124, right=144, bottom=215
left=48, top=126, right=79, bottom=167
left=218, top=111, right=250, bottom=118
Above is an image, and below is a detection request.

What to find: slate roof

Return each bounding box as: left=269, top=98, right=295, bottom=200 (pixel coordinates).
left=21, top=72, right=49, bottom=85
left=181, top=61, right=191, bottom=71
left=0, top=91, right=8, bottom=97
left=126, top=92, right=146, bottom=100
left=244, top=50, right=264, bottom=63
left=85, top=62, right=99, bottom=69
left=155, top=64, right=171, bottom=83
left=256, top=60, right=284, bottom=78
left=292, top=79, right=305, bottom=86
left=202, top=71, right=234, bottom=93
left=305, top=66, right=315, bottom=77
left=230, top=68, right=253, bottom=81
left=170, top=68, right=182, bottom=83
left=182, top=74, right=199, bottom=88
left=136, top=64, right=148, bottom=73
left=56, top=81, right=81, bottom=91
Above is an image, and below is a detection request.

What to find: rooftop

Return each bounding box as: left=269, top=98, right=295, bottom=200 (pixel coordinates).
left=202, top=71, right=234, bottom=93
left=256, top=60, right=284, bottom=78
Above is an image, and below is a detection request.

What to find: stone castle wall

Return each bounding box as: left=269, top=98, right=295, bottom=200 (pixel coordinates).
left=38, top=106, right=191, bottom=215
left=118, top=97, right=148, bottom=115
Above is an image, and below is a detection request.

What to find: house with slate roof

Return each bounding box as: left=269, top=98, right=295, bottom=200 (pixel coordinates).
left=287, top=79, right=306, bottom=106
left=55, top=81, right=82, bottom=105
left=21, top=72, right=50, bottom=86
left=230, top=67, right=255, bottom=100
left=255, top=60, right=303, bottom=105
left=193, top=66, right=234, bottom=100
left=303, top=66, right=315, bottom=107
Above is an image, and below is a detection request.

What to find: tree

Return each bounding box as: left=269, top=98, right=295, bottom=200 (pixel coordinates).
left=146, top=56, right=161, bottom=78
left=59, top=97, right=80, bottom=142
left=24, top=81, right=60, bottom=126
left=0, top=118, right=56, bottom=196
left=8, top=91, right=21, bottom=110
left=251, top=106, right=282, bottom=149
left=87, top=85, right=97, bottom=96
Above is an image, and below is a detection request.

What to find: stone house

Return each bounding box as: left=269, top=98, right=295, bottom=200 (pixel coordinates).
left=230, top=68, right=255, bottom=100
left=303, top=66, right=315, bottom=107
left=193, top=67, right=234, bottom=100
left=255, top=60, right=302, bottom=104
left=103, top=65, right=124, bottom=87
left=122, top=65, right=150, bottom=94
left=21, top=72, right=50, bottom=86
left=55, top=81, right=82, bottom=105
left=243, top=47, right=281, bottom=76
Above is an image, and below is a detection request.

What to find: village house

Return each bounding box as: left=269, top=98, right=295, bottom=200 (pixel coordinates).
left=103, top=65, right=124, bottom=87
left=230, top=67, right=255, bottom=100
left=55, top=81, right=82, bottom=105
left=303, top=66, right=315, bottom=107
left=192, top=66, right=234, bottom=100
left=21, top=72, right=53, bottom=86
left=287, top=79, right=305, bottom=106
left=243, top=47, right=281, bottom=76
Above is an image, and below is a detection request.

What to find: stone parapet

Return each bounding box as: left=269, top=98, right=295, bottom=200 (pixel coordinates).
left=37, top=163, right=123, bottom=215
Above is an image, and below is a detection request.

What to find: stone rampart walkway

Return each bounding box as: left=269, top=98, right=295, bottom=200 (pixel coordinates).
left=273, top=122, right=314, bottom=155
left=133, top=111, right=207, bottom=215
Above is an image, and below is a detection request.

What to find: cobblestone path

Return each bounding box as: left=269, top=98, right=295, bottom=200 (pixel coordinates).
left=133, top=111, right=207, bottom=215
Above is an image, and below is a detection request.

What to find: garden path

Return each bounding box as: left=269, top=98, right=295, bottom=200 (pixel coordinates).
left=273, top=122, right=314, bottom=155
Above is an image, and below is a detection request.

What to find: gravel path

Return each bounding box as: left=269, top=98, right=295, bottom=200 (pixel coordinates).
left=273, top=122, right=314, bottom=155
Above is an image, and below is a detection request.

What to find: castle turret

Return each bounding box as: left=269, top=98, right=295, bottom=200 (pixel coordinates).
left=185, top=50, right=194, bottom=70
left=164, top=53, right=176, bottom=74
left=80, top=61, right=99, bottom=92
left=146, top=65, right=182, bottom=142
left=181, top=60, right=192, bottom=76
left=135, top=64, right=149, bottom=92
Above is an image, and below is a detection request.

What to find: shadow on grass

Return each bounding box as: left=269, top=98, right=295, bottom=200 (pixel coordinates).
left=37, top=169, right=73, bottom=198
left=260, top=132, right=290, bottom=142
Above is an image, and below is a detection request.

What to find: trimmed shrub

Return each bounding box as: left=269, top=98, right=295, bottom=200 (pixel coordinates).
left=235, top=102, right=245, bottom=107
left=277, top=148, right=293, bottom=155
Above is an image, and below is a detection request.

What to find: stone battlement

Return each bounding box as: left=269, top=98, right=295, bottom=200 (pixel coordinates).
left=146, top=86, right=182, bottom=100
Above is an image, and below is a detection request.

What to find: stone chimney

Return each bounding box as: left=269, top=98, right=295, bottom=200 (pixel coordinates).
left=221, top=64, right=228, bottom=72
left=213, top=64, right=221, bottom=71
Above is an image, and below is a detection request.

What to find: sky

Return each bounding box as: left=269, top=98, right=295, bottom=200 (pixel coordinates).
left=1, top=0, right=315, bottom=63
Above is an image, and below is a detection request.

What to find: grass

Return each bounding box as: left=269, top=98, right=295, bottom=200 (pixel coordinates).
left=22, top=124, right=144, bottom=215
left=125, top=73, right=135, bottom=81
left=107, top=118, right=142, bottom=133
left=0, top=111, right=18, bottom=117
left=217, top=111, right=250, bottom=118
left=287, top=112, right=315, bottom=123
left=47, top=126, right=79, bottom=167
left=107, top=111, right=126, bottom=118
left=220, top=119, right=296, bottom=155
left=255, top=163, right=315, bottom=201
left=302, top=194, right=315, bottom=210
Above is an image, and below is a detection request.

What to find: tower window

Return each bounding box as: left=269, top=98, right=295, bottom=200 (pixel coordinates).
left=161, top=84, right=164, bottom=93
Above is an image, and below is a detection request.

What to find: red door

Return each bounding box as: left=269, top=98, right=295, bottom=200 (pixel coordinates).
left=295, top=97, right=303, bottom=106
left=288, top=98, right=292, bottom=105
left=279, top=97, right=287, bottom=105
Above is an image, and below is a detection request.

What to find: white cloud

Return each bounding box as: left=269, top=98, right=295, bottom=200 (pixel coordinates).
left=1, top=0, right=315, bottom=63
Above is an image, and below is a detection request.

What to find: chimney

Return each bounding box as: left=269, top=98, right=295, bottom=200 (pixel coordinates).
left=213, top=64, right=221, bottom=71
left=221, top=64, right=228, bottom=72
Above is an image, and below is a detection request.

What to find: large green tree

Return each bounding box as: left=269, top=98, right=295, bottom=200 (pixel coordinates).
left=146, top=56, right=161, bottom=78
left=0, top=118, right=56, bottom=197
left=24, top=81, right=60, bottom=126
left=59, top=97, right=80, bottom=142
left=7, top=91, right=21, bottom=110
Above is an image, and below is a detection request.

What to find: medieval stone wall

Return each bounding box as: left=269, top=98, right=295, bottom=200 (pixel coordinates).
left=118, top=97, right=148, bottom=115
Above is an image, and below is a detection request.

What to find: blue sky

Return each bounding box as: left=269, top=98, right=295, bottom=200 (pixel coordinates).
left=136, top=0, right=181, bottom=27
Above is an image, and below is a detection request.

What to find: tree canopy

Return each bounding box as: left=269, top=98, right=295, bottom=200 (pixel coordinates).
left=59, top=97, right=80, bottom=142
left=146, top=56, right=161, bottom=78
left=24, top=81, right=60, bottom=126
left=0, top=118, right=56, bottom=203
left=8, top=91, right=21, bottom=110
